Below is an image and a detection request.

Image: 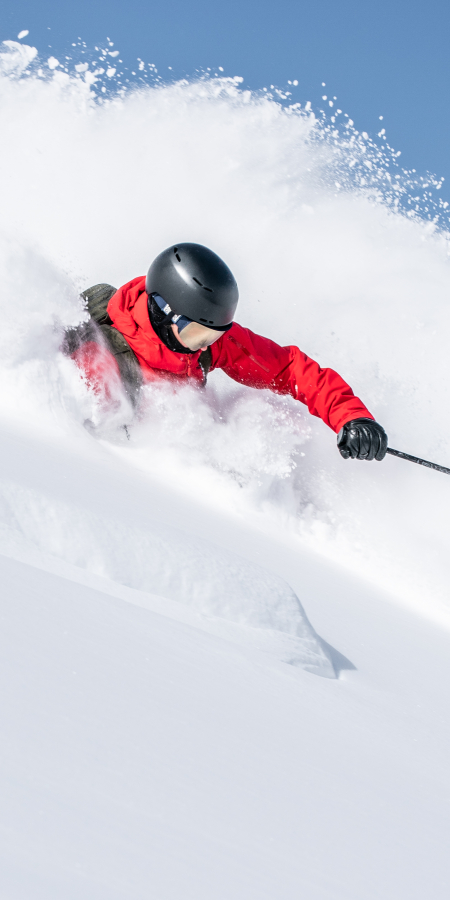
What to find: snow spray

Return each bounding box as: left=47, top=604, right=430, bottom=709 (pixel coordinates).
left=1, top=38, right=450, bottom=623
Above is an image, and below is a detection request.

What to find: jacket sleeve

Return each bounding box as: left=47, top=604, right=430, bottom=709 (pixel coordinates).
left=210, top=323, right=374, bottom=433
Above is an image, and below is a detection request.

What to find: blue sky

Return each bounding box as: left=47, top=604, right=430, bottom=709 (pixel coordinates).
left=3, top=0, right=450, bottom=201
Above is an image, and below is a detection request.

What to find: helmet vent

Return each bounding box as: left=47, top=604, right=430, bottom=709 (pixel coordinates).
left=193, top=276, right=213, bottom=293
left=173, top=247, right=181, bottom=262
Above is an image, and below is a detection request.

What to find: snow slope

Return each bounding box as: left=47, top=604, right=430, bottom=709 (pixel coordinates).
left=2, top=538, right=450, bottom=899
left=1, top=40, right=450, bottom=898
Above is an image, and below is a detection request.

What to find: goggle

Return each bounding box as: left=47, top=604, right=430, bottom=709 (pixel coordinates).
left=152, top=293, right=232, bottom=334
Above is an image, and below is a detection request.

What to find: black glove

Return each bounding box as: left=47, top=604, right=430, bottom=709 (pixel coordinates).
left=337, top=418, right=388, bottom=461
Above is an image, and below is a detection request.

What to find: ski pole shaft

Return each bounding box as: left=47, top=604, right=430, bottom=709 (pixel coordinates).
left=386, top=447, right=450, bottom=476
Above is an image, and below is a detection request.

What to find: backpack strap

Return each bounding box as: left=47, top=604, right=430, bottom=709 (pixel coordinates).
left=63, top=283, right=143, bottom=406
left=98, top=323, right=143, bottom=401
left=198, top=347, right=212, bottom=385
left=81, top=283, right=117, bottom=325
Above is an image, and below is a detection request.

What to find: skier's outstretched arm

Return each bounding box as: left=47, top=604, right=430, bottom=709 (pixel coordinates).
left=211, top=323, right=388, bottom=459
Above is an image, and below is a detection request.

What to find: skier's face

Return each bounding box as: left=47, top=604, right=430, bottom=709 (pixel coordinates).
left=171, top=322, right=224, bottom=352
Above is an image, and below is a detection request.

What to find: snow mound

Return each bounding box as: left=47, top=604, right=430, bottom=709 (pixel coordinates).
left=0, top=426, right=335, bottom=677
left=1, top=550, right=448, bottom=900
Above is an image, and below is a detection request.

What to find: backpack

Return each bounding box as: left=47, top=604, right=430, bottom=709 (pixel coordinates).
left=64, top=283, right=143, bottom=405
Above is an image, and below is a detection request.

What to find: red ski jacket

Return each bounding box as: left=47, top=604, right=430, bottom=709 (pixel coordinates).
left=101, top=276, right=373, bottom=432
left=72, top=276, right=373, bottom=432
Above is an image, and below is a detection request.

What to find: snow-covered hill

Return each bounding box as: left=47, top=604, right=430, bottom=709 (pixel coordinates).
left=1, top=39, right=450, bottom=898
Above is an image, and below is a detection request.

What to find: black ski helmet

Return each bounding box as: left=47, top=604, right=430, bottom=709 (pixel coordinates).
left=145, top=243, right=239, bottom=328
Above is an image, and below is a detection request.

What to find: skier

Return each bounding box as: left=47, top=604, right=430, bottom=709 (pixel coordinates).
left=66, top=242, right=388, bottom=461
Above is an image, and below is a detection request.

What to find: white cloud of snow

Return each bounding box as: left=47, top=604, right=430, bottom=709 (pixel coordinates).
left=0, top=40, right=37, bottom=75
left=0, top=61, right=449, bottom=628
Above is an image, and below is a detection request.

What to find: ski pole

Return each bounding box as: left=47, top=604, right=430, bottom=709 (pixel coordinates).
left=386, top=447, right=450, bottom=476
